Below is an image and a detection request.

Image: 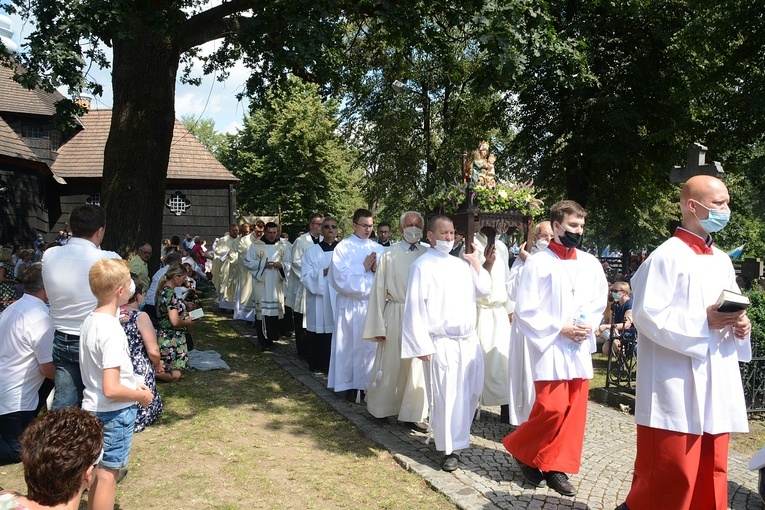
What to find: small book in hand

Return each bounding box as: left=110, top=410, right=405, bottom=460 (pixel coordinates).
left=715, top=290, right=750, bottom=313
left=188, top=308, right=205, bottom=320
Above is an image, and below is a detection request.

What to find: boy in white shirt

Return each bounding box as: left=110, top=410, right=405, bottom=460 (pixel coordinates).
left=80, top=258, right=153, bottom=510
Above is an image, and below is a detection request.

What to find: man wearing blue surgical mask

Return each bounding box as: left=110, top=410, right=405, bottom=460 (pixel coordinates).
left=618, top=175, right=751, bottom=510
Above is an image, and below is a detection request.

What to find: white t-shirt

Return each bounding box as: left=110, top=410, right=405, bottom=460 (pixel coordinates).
left=146, top=265, right=170, bottom=306
left=0, top=294, right=54, bottom=414
left=79, top=312, right=136, bottom=413
left=42, top=238, right=121, bottom=335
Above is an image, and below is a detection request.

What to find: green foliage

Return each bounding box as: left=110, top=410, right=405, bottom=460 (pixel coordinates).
left=714, top=151, right=765, bottom=258
left=741, top=284, right=765, bottom=410
left=222, top=76, right=362, bottom=234
left=425, top=179, right=544, bottom=216
left=180, top=115, right=227, bottom=161
left=338, top=1, right=583, bottom=219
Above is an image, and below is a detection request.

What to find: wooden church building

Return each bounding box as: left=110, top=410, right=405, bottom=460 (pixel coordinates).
left=0, top=63, right=239, bottom=247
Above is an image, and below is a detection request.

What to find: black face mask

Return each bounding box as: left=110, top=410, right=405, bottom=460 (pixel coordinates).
left=557, top=227, right=582, bottom=248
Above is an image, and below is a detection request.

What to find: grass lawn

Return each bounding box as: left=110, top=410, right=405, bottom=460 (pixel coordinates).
left=0, top=313, right=454, bottom=510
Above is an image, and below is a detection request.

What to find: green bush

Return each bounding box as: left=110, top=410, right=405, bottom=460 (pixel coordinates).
left=741, top=285, right=765, bottom=411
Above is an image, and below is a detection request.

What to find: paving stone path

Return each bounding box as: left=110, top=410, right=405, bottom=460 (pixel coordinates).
left=226, top=317, right=763, bottom=510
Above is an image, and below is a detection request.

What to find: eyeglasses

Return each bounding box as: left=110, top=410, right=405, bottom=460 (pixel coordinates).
left=310, top=222, right=323, bottom=226
left=323, top=225, right=338, bottom=229
left=354, top=223, right=373, bottom=229
left=93, top=447, right=104, bottom=466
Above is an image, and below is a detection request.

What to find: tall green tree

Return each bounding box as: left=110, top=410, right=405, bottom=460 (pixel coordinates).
left=0, top=0, right=483, bottom=257
left=180, top=116, right=226, bottom=161
left=223, top=76, right=362, bottom=235
left=339, top=3, right=587, bottom=222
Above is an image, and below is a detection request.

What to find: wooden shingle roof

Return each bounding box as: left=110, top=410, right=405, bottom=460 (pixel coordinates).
left=0, top=64, right=68, bottom=118
left=0, top=116, right=37, bottom=161
left=52, top=109, right=239, bottom=183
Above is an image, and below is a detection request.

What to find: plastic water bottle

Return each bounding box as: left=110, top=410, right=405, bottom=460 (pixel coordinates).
left=569, top=313, right=586, bottom=354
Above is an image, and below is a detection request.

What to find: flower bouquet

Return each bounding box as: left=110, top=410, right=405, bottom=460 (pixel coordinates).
left=426, top=179, right=543, bottom=215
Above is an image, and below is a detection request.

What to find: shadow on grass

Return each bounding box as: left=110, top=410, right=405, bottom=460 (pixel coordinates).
left=152, top=311, right=380, bottom=459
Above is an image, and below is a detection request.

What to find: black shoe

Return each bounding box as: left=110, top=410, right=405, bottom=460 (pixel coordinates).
left=500, top=404, right=510, bottom=424
left=544, top=471, right=576, bottom=497
left=615, top=504, right=629, bottom=510
left=442, top=453, right=459, bottom=472
left=514, top=456, right=545, bottom=487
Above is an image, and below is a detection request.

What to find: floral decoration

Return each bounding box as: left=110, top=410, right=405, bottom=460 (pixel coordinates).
left=426, top=179, right=544, bottom=215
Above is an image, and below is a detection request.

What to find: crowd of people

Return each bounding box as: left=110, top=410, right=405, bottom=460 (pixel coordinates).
left=0, top=205, right=220, bottom=509
left=0, top=174, right=753, bottom=510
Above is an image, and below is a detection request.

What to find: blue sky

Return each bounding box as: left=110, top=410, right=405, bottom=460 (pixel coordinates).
left=2, top=6, right=249, bottom=134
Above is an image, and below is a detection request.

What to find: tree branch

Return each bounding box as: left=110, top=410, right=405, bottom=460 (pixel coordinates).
left=178, top=0, right=255, bottom=51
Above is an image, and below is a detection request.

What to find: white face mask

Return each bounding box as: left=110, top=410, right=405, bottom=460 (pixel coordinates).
left=536, top=239, right=550, bottom=251
left=402, top=226, right=423, bottom=245
left=433, top=239, right=454, bottom=255
left=128, top=279, right=136, bottom=298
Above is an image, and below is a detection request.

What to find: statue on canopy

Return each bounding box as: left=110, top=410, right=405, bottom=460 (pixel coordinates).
left=463, top=140, right=496, bottom=188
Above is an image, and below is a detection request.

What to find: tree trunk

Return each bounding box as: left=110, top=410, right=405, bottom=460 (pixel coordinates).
left=100, top=19, right=180, bottom=272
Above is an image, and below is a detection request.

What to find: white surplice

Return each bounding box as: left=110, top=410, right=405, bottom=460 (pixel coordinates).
left=234, top=233, right=256, bottom=321
left=363, top=242, right=428, bottom=422
left=327, top=235, right=384, bottom=392
left=243, top=240, right=291, bottom=319
left=473, top=234, right=512, bottom=406
left=631, top=236, right=751, bottom=434
left=505, top=252, right=537, bottom=425
left=301, top=243, right=337, bottom=334
left=401, top=248, right=491, bottom=455
left=213, top=234, right=239, bottom=309
left=285, top=232, right=320, bottom=316
left=515, top=249, right=607, bottom=381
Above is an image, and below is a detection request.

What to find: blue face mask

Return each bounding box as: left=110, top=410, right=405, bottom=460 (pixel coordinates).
left=611, top=292, right=621, bottom=300
left=693, top=200, right=730, bottom=233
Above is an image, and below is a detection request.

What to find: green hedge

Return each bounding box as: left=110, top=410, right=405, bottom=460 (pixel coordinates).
left=741, top=285, right=765, bottom=411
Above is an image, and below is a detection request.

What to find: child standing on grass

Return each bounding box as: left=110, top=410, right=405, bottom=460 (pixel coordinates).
left=80, top=258, right=153, bottom=510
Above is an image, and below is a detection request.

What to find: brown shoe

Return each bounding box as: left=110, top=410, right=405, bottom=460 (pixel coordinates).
left=544, top=471, right=576, bottom=496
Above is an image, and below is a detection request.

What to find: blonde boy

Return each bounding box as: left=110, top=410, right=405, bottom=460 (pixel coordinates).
left=79, top=258, right=153, bottom=510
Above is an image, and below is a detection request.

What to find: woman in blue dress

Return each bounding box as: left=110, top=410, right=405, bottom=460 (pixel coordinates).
left=121, top=276, right=164, bottom=431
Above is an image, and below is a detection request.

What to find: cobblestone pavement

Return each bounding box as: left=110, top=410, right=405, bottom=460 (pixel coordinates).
left=226, top=317, right=763, bottom=510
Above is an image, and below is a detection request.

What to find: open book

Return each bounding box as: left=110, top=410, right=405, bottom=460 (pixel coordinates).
left=189, top=308, right=205, bottom=320
left=715, top=289, right=750, bottom=313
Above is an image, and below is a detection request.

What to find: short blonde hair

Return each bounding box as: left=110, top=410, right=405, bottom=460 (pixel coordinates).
left=611, top=281, right=630, bottom=293
left=89, top=259, right=130, bottom=301
left=0, top=246, right=12, bottom=264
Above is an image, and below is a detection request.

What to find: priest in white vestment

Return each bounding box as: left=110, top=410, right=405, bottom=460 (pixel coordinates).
left=620, top=176, right=751, bottom=510
left=503, top=201, right=607, bottom=497
left=401, top=215, right=490, bottom=472
left=234, top=229, right=256, bottom=321
left=327, top=209, right=384, bottom=399
left=473, top=226, right=512, bottom=419
left=301, top=217, right=339, bottom=373
left=213, top=224, right=239, bottom=310
left=505, top=221, right=553, bottom=426
left=285, top=213, right=323, bottom=358
left=363, top=211, right=428, bottom=425
left=243, top=222, right=290, bottom=350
